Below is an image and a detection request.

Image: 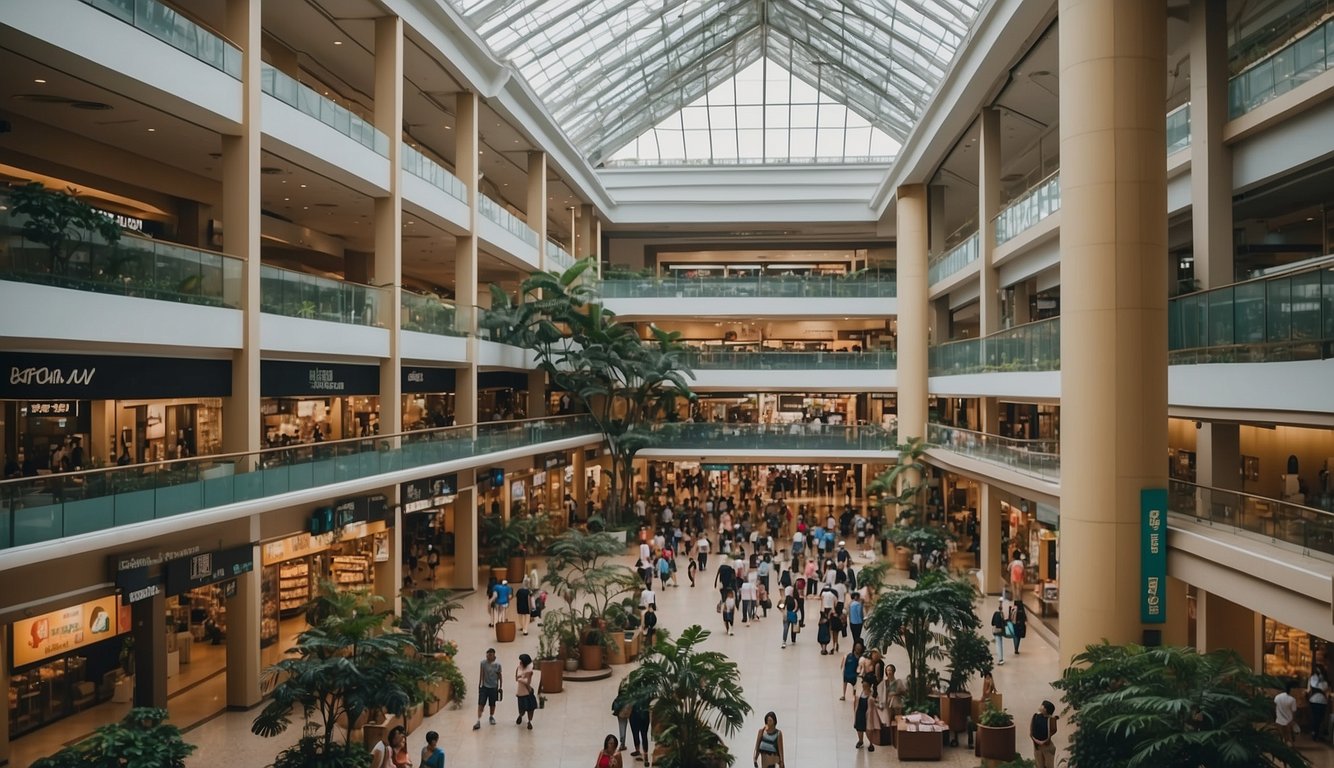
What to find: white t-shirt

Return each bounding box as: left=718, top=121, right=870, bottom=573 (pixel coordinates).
left=740, top=581, right=756, bottom=601
left=1275, top=691, right=1297, bottom=725
left=640, top=589, right=656, bottom=609
left=1311, top=676, right=1329, bottom=705
left=640, top=543, right=651, bottom=563
left=697, top=538, right=710, bottom=554
left=793, top=531, right=805, bottom=546
left=821, top=589, right=836, bottom=611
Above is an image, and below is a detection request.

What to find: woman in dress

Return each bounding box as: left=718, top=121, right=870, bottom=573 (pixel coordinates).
left=1009, top=601, right=1028, bottom=654
left=841, top=641, right=864, bottom=701
left=853, top=674, right=878, bottom=751
left=595, top=734, right=624, bottom=768
left=515, top=653, right=537, bottom=729
left=752, top=711, right=785, bottom=768
left=817, top=609, right=832, bottom=655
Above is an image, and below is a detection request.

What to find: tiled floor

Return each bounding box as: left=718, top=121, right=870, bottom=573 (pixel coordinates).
left=16, top=544, right=1334, bottom=767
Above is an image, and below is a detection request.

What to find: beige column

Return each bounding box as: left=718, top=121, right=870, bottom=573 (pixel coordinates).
left=527, top=370, right=546, bottom=418
left=1197, top=422, right=1240, bottom=490
left=527, top=151, right=548, bottom=269
left=373, top=16, right=404, bottom=439
left=895, top=184, right=929, bottom=443
left=1198, top=589, right=1260, bottom=668
left=452, top=474, right=479, bottom=590
left=1011, top=280, right=1033, bottom=325
left=221, top=0, right=262, bottom=460
left=374, top=502, right=403, bottom=612
left=577, top=204, right=597, bottom=261
left=90, top=400, right=115, bottom=465
left=979, top=397, right=1000, bottom=435
left=977, top=107, right=1003, bottom=335
left=225, top=528, right=262, bottom=708
left=979, top=484, right=1005, bottom=595
left=929, top=298, right=951, bottom=345
left=573, top=449, right=587, bottom=510
left=929, top=185, right=947, bottom=254
left=455, top=91, right=480, bottom=426
left=1189, top=0, right=1233, bottom=289
left=1058, top=0, right=1169, bottom=666
left=1160, top=576, right=1190, bottom=647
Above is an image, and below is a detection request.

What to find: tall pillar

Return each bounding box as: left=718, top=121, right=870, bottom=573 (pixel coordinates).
left=1160, top=576, right=1190, bottom=647
left=929, top=185, right=947, bottom=254
left=373, top=15, right=404, bottom=439
left=374, top=504, right=403, bottom=611
left=133, top=591, right=168, bottom=707
left=226, top=532, right=262, bottom=708
left=221, top=0, right=262, bottom=460
left=1058, top=0, right=1169, bottom=665
left=1198, top=589, right=1259, bottom=668
left=453, top=474, right=479, bottom=590
left=977, top=107, right=1003, bottom=335
left=895, top=185, right=929, bottom=442
left=527, top=370, right=546, bottom=418
left=1197, top=422, right=1240, bottom=490
left=527, top=152, right=548, bottom=269
left=979, top=484, right=1005, bottom=595
left=1011, top=280, right=1033, bottom=325
left=979, top=397, right=1000, bottom=435
left=455, top=92, right=480, bottom=427
left=1189, top=0, right=1233, bottom=289
left=577, top=204, right=597, bottom=261
left=929, top=298, right=951, bottom=345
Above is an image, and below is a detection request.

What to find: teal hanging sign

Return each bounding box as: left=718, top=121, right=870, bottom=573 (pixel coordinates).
left=1141, top=488, right=1167, bottom=624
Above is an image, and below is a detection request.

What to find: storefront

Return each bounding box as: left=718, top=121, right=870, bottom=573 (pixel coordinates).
left=258, top=494, right=390, bottom=667
left=260, top=360, right=381, bottom=444
left=530, top=451, right=574, bottom=527
left=1263, top=617, right=1328, bottom=681
left=478, top=371, right=529, bottom=421
left=402, top=366, right=456, bottom=431
left=0, top=352, right=230, bottom=469
left=1000, top=498, right=1060, bottom=624
left=402, top=474, right=459, bottom=586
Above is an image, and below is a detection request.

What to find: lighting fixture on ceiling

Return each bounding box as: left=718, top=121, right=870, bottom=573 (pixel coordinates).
left=33, top=78, right=46, bottom=84
left=300, top=183, right=307, bottom=188
left=333, top=40, right=343, bottom=46
left=147, top=128, right=156, bottom=132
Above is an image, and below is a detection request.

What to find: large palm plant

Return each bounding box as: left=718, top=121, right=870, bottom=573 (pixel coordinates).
left=863, top=572, right=980, bottom=707
left=1054, top=643, right=1310, bottom=768
left=622, top=625, right=752, bottom=768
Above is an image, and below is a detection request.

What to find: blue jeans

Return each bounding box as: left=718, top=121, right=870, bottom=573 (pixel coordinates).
left=994, top=633, right=1005, bottom=662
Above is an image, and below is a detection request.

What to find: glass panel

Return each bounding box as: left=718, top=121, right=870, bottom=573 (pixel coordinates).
left=1207, top=287, right=1235, bottom=347
left=1229, top=19, right=1334, bottom=118
left=1290, top=270, right=1322, bottom=342
left=595, top=273, right=896, bottom=299
left=260, top=65, right=388, bottom=157
left=1168, top=479, right=1334, bottom=561
left=928, top=231, right=980, bottom=284
left=1266, top=278, right=1292, bottom=343
left=401, top=291, right=471, bottom=337
left=686, top=349, right=896, bottom=370
left=993, top=172, right=1061, bottom=246
left=929, top=318, right=1061, bottom=376
left=1165, top=103, right=1191, bottom=154
left=401, top=144, right=468, bottom=203
left=927, top=423, right=1060, bottom=481
left=258, top=265, right=382, bottom=327
left=479, top=195, right=539, bottom=247
left=1232, top=282, right=1264, bottom=344
left=79, top=0, right=240, bottom=78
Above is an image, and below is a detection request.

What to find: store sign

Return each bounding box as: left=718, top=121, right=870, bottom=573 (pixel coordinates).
left=164, top=544, right=254, bottom=597
left=261, top=360, right=379, bottom=397
left=1036, top=503, right=1059, bottom=528
left=26, top=400, right=79, bottom=417
left=1140, top=488, right=1167, bottom=624
left=537, top=452, right=569, bottom=470
left=115, top=565, right=161, bottom=604
left=402, top=366, right=457, bottom=394
left=1, top=352, right=231, bottom=400
left=402, top=475, right=457, bottom=513
left=261, top=520, right=387, bottom=566
left=11, top=596, right=123, bottom=668
left=115, top=545, right=203, bottom=573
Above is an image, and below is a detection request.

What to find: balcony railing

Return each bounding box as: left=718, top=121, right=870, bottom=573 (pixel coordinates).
left=596, top=274, right=898, bottom=299
left=1168, top=255, right=1334, bottom=364
left=402, top=145, right=467, bottom=203
left=687, top=348, right=897, bottom=370
left=0, top=415, right=598, bottom=550
left=641, top=422, right=895, bottom=453
left=1229, top=18, right=1334, bottom=118
left=926, top=423, right=1060, bottom=481
left=261, top=65, right=389, bottom=156
left=928, top=232, right=980, bottom=285
left=547, top=240, right=576, bottom=271
left=930, top=317, right=1062, bottom=376
left=479, top=195, right=539, bottom=247
left=1165, top=102, right=1192, bottom=154
left=1169, top=479, right=1334, bottom=559
left=401, top=291, right=471, bottom=337
left=260, top=265, right=383, bottom=327
left=994, top=171, right=1061, bottom=247
left=1, top=206, right=242, bottom=308
left=80, top=0, right=241, bottom=78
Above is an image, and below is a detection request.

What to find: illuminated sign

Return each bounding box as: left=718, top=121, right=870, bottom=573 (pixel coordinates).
left=12, top=596, right=123, bottom=668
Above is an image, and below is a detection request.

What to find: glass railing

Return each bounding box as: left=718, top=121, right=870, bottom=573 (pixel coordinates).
left=1168, top=256, right=1334, bottom=364
left=0, top=205, right=242, bottom=308
left=929, top=317, right=1062, bottom=376
left=640, top=423, right=895, bottom=453
left=0, top=415, right=598, bottom=550
left=1229, top=18, right=1334, bottom=118
left=596, top=274, right=898, bottom=299
left=401, top=291, right=472, bottom=337
left=926, top=423, right=1060, bottom=481
left=402, top=145, right=467, bottom=203
left=929, top=232, right=980, bottom=285
left=1169, top=479, right=1334, bottom=559
left=994, top=172, right=1061, bottom=247
left=80, top=0, right=241, bottom=78
left=1165, top=102, right=1192, bottom=154
left=547, top=240, right=576, bottom=271
left=479, top=195, right=539, bottom=247
left=260, top=265, right=383, bottom=327
left=687, top=349, right=897, bottom=370
left=260, top=65, right=388, bottom=156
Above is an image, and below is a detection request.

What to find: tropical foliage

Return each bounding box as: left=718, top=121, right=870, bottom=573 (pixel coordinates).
left=622, top=625, right=752, bottom=768
left=32, top=708, right=194, bottom=768
left=252, top=584, right=437, bottom=760
left=863, top=571, right=980, bottom=707
left=944, top=628, right=994, bottom=694
left=397, top=587, right=462, bottom=654
left=870, top=436, right=952, bottom=563
left=1054, top=643, right=1310, bottom=768
left=8, top=182, right=122, bottom=273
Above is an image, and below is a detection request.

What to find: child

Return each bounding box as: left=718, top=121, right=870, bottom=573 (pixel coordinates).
left=420, top=730, right=445, bottom=768
left=687, top=557, right=697, bottom=587
left=722, top=590, right=736, bottom=636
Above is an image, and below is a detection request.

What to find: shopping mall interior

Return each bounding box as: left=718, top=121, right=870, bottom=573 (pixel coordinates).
left=2, top=0, right=1334, bottom=765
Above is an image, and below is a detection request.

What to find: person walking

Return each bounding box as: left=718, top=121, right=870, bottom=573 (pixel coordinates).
left=515, top=653, right=537, bottom=729
left=841, top=642, right=864, bottom=701
left=721, top=590, right=737, bottom=635
left=597, top=734, right=625, bottom=768
left=473, top=648, right=503, bottom=730
left=853, top=674, right=878, bottom=751
left=781, top=587, right=798, bottom=648
left=493, top=579, right=512, bottom=624
left=817, top=609, right=831, bottom=655
left=1030, top=700, right=1058, bottom=768
left=847, top=592, right=865, bottom=647
left=686, top=556, right=697, bottom=587
left=419, top=731, right=444, bottom=768
left=612, top=681, right=632, bottom=752
left=628, top=698, right=651, bottom=763
left=516, top=578, right=533, bottom=636
left=642, top=603, right=659, bottom=648
left=1010, top=601, right=1028, bottom=655
left=990, top=602, right=1007, bottom=665
left=1275, top=683, right=1298, bottom=746
left=752, top=711, right=785, bottom=768
left=696, top=535, right=710, bottom=571
left=739, top=578, right=756, bottom=625
left=1311, top=665, right=1330, bottom=742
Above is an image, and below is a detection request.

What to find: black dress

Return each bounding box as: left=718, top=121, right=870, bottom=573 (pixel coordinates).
left=854, top=694, right=869, bottom=731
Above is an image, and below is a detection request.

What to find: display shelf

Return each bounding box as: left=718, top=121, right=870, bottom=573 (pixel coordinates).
left=260, top=565, right=280, bottom=648
left=278, top=559, right=311, bottom=615
left=331, top=554, right=370, bottom=589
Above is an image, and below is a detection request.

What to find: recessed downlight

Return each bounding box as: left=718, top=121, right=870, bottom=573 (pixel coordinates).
left=33, top=79, right=46, bottom=84
left=333, top=40, right=343, bottom=45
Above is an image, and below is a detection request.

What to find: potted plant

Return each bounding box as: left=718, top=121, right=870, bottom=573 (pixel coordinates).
left=397, top=588, right=461, bottom=655
left=581, top=625, right=606, bottom=671
left=537, top=616, right=566, bottom=693
left=32, top=707, right=195, bottom=768
left=941, top=629, right=993, bottom=736
left=975, top=703, right=1016, bottom=760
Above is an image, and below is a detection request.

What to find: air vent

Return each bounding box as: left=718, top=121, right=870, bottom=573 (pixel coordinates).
left=314, top=202, right=337, bottom=208
left=70, top=101, right=113, bottom=110
left=11, top=94, right=77, bottom=104
left=260, top=166, right=284, bottom=175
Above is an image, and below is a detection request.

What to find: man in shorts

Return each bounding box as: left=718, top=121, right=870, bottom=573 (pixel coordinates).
left=473, top=648, right=503, bottom=730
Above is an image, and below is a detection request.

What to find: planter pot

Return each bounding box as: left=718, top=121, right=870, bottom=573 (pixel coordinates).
left=361, top=714, right=398, bottom=748
left=403, top=703, right=424, bottom=735
left=336, top=708, right=370, bottom=732
left=539, top=659, right=564, bottom=694
left=496, top=620, right=517, bottom=643
left=944, top=692, right=971, bottom=733
left=425, top=679, right=453, bottom=715
left=564, top=657, right=580, bottom=672
left=893, top=546, right=912, bottom=570
left=580, top=643, right=603, bottom=671
left=971, top=692, right=1003, bottom=725
left=507, top=556, right=527, bottom=582
left=491, top=566, right=509, bottom=583
left=607, top=633, right=627, bottom=665
left=975, top=723, right=1017, bottom=760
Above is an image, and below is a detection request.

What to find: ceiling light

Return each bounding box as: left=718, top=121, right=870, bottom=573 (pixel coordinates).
left=147, top=128, right=156, bottom=132
left=303, top=206, right=309, bottom=210
left=333, top=40, right=343, bottom=45
left=284, top=197, right=290, bottom=201
left=300, top=183, right=307, bottom=188
left=34, top=78, right=46, bottom=84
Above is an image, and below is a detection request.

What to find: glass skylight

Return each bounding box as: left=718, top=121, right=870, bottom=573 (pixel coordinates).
left=447, top=0, right=985, bottom=165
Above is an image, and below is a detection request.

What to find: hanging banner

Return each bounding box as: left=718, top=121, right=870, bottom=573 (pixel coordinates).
left=1140, top=488, right=1167, bottom=624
